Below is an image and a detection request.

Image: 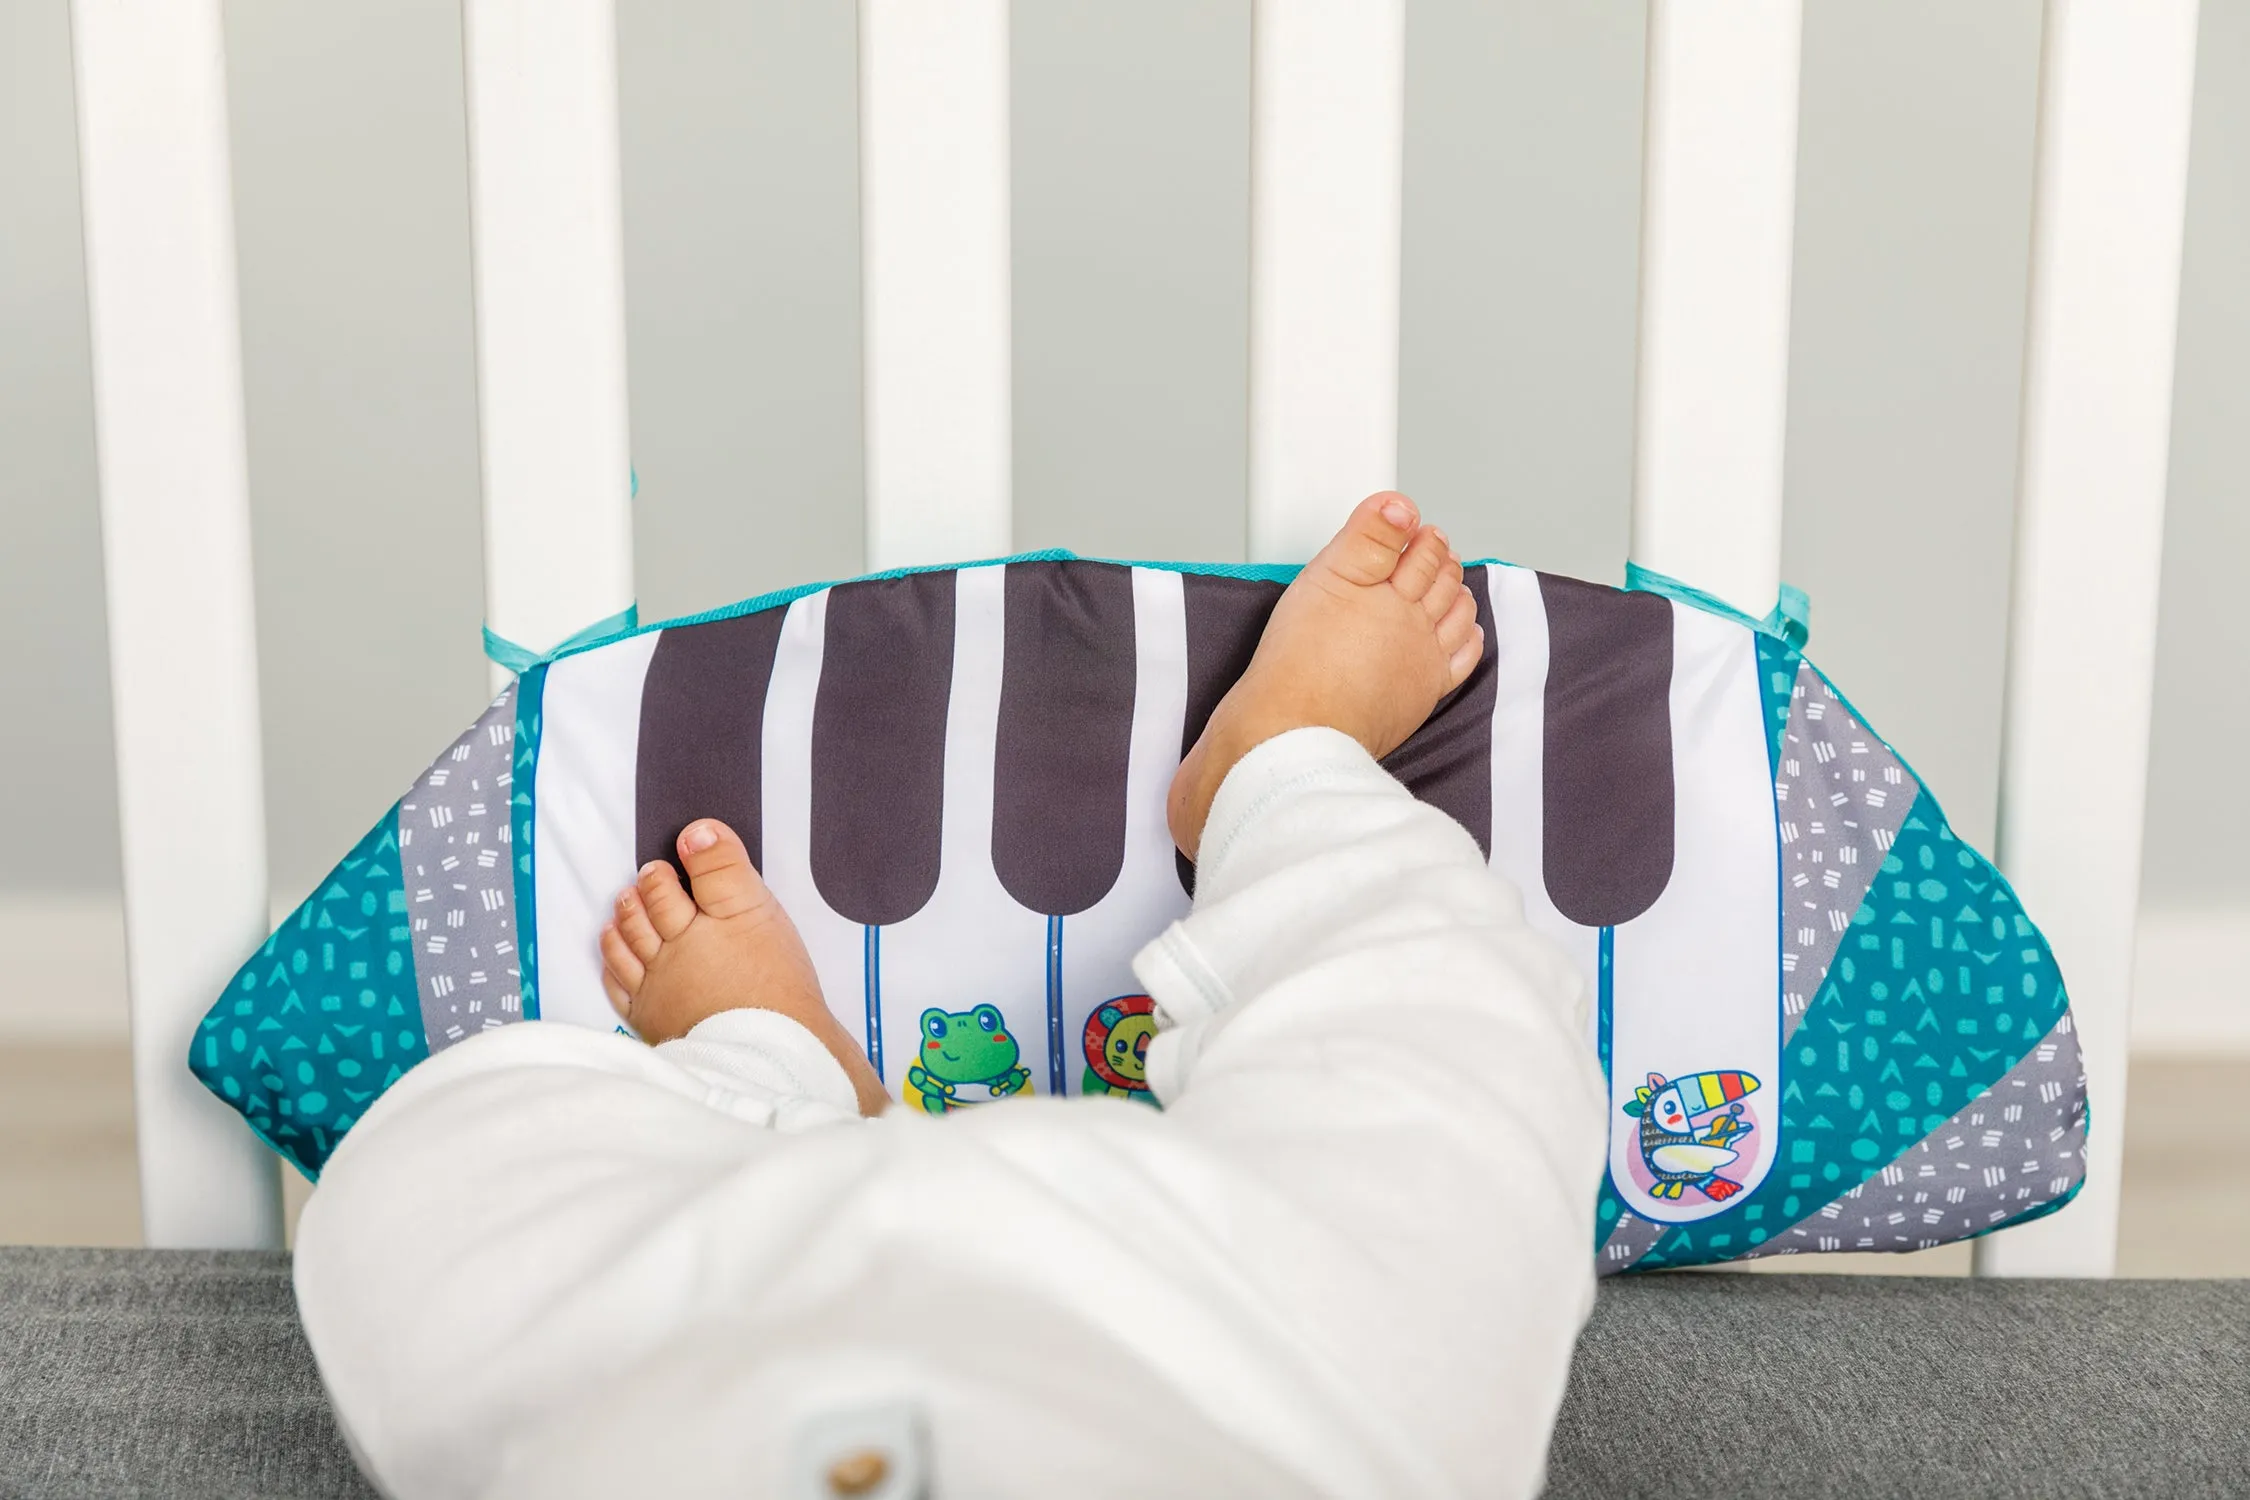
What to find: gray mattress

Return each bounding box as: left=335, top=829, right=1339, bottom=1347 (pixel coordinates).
left=2, top=1246, right=2243, bottom=1498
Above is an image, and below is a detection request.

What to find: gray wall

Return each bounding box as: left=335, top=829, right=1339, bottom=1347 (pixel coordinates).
left=2, top=0, right=2244, bottom=907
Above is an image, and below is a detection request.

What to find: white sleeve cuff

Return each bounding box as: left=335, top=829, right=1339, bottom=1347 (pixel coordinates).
left=1190, top=725, right=1391, bottom=896
left=655, top=1007, right=862, bottom=1132
left=1132, top=726, right=1398, bottom=1102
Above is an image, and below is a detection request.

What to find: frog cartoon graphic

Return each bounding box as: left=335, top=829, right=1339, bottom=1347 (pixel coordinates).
left=902, top=1004, right=1033, bottom=1114
left=1080, top=994, right=1159, bottom=1107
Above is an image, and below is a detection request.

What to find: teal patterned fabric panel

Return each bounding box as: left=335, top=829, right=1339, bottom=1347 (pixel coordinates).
left=190, top=813, right=431, bottom=1179
left=1615, top=697, right=2079, bottom=1271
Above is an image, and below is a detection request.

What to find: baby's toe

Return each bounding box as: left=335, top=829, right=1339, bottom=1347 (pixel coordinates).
left=676, top=819, right=767, bottom=922
left=602, top=971, right=634, bottom=1021
left=636, top=859, right=698, bottom=941
left=1389, top=525, right=1451, bottom=605
left=1435, top=585, right=1479, bottom=656
left=600, top=922, right=645, bottom=996
left=1444, top=620, right=1485, bottom=687
left=1314, top=491, right=1420, bottom=587
left=614, top=886, right=664, bottom=964
left=1420, top=551, right=1466, bottom=620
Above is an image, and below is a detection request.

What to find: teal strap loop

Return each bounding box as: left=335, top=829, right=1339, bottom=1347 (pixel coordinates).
left=483, top=603, right=640, bottom=676
left=1623, top=562, right=1812, bottom=650
left=1766, top=581, right=1811, bottom=651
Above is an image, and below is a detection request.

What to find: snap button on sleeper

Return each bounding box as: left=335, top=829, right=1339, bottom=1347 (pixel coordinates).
left=826, top=1448, right=889, bottom=1495
left=790, top=1399, right=923, bottom=1498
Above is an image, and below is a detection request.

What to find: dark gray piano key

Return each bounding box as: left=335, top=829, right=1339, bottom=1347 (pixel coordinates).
left=1537, top=573, right=1676, bottom=927
left=992, top=560, right=1139, bottom=916
left=635, top=610, right=787, bottom=882
left=810, top=572, right=955, bottom=926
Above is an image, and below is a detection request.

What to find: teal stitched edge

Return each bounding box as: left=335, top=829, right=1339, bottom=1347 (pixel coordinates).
left=512, top=664, right=549, bottom=1019
left=1624, top=560, right=1812, bottom=650
left=529, top=551, right=1400, bottom=670
left=485, top=604, right=640, bottom=676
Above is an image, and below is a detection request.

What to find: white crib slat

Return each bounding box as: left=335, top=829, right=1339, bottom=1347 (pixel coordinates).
left=858, top=0, right=1013, bottom=571
left=1976, top=0, right=2202, bottom=1280
left=462, top=0, right=637, bottom=684
left=69, top=0, right=283, bottom=1248
left=1247, top=0, right=1406, bottom=564
left=1628, top=0, right=1804, bottom=616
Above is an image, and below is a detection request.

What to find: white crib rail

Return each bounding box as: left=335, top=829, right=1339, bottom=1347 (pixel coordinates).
left=70, top=0, right=284, bottom=1248
left=1628, top=0, right=1804, bottom=617
left=1976, top=0, right=2202, bottom=1279
left=462, top=0, right=637, bottom=687
left=858, top=0, right=1014, bottom=570
left=75, top=0, right=2200, bottom=1271
left=1247, top=0, right=1407, bottom=564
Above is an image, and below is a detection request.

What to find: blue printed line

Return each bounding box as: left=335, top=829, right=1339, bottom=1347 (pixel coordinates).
left=1598, top=925, right=1615, bottom=1086
left=863, top=924, right=884, bottom=1080
left=1046, top=914, right=1065, bottom=1096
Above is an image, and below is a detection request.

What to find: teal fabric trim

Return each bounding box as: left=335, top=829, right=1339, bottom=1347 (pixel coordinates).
left=1753, top=633, right=1802, bottom=775
left=1624, top=561, right=1812, bottom=651
left=511, top=664, right=549, bottom=1020
left=189, top=809, right=431, bottom=1179
left=536, top=550, right=1522, bottom=670
left=483, top=604, right=640, bottom=677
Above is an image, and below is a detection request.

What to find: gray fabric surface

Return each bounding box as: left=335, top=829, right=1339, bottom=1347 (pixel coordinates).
left=1547, top=1272, right=2250, bottom=1499
left=1, top=1246, right=2243, bottom=1498
left=0, top=1247, right=372, bottom=1500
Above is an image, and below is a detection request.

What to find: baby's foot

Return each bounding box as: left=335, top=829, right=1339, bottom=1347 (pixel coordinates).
left=600, top=819, right=889, bottom=1115
left=1169, top=491, right=1481, bottom=859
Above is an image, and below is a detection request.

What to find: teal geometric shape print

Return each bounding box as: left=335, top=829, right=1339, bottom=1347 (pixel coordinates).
left=190, top=811, right=431, bottom=1178
left=1628, top=805, right=2073, bottom=1271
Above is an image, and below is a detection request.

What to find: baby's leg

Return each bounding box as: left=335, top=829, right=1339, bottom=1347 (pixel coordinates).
left=1128, top=492, right=1607, bottom=1496
left=296, top=822, right=880, bottom=1498
left=295, top=494, right=1603, bottom=1499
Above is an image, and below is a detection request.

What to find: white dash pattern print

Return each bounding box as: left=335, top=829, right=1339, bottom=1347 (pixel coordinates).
left=399, top=687, right=524, bottom=1051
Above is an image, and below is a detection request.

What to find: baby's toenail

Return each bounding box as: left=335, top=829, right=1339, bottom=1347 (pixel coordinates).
left=682, top=823, right=719, bottom=854
left=617, top=891, right=637, bottom=911
left=639, top=861, right=669, bottom=878
left=1381, top=496, right=1415, bottom=529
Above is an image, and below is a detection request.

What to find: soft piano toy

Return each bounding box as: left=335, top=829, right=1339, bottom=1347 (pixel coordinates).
left=194, top=552, right=2088, bottom=1274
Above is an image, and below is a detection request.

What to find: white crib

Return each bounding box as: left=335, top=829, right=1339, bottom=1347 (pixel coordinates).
left=67, top=0, right=2200, bottom=1275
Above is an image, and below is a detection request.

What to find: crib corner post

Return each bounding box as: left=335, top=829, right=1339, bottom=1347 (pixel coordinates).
left=1976, top=0, right=2203, bottom=1280
left=1246, top=0, right=1408, bottom=565
left=1626, top=0, right=1805, bottom=617
left=856, top=0, right=1016, bottom=572
left=461, top=0, right=639, bottom=689
left=70, top=0, right=286, bottom=1249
